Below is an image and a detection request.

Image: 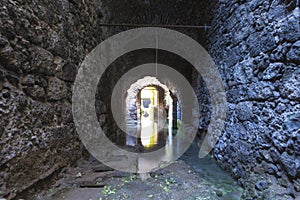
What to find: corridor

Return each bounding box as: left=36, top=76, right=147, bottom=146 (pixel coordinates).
left=0, top=0, right=299, bottom=199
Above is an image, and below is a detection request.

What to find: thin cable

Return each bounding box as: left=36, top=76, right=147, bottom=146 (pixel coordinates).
left=155, top=30, right=158, bottom=78
left=155, top=30, right=159, bottom=130
left=98, top=23, right=211, bottom=29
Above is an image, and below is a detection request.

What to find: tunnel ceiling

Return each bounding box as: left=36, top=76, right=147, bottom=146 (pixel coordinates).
left=99, top=0, right=211, bottom=44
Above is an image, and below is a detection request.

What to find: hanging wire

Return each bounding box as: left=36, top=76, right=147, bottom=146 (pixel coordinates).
left=155, top=30, right=158, bottom=78
left=98, top=23, right=211, bottom=29
left=155, top=30, right=159, bottom=130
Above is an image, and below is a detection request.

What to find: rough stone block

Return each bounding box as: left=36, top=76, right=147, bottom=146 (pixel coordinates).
left=47, top=77, right=68, bottom=101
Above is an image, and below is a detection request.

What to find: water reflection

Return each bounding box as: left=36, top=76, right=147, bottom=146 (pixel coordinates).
left=124, top=85, right=187, bottom=173
left=139, top=86, right=176, bottom=150
left=126, top=86, right=177, bottom=147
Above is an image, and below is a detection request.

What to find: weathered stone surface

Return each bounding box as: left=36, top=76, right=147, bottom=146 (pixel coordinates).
left=23, top=84, right=46, bottom=100
left=287, top=40, right=300, bottom=64
left=195, top=0, right=300, bottom=199
left=47, top=77, right=68, bottom=101
left=59, top=62, right=77, bottom=82
left=0, top=0, right=103, bottom=198
left=262, top=63, right=283, bottom=80
left=28, top=46, right=54, bottom=75
left=255, top=180, right=270, bottom=191
left=281, top=68, right=300, bottom=100
left=284, top=113, right=300, bottom=132
left=236, top=102, right=253, bottom=121
left=280, top=152, right=300, bottom=178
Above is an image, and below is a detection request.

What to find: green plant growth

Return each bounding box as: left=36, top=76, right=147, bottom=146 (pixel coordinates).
left=129, top=174, right=137, bottom=181
left=177, top=119, right=181, bottom=128
left=163, top=186, right=169, bottom=192
left=102, top=185, right=116, bottom=196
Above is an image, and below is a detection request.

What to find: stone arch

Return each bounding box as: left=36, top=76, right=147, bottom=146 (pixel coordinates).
left=111, top=64, right=199, bottom=146
left=125, top=76, right=179, bottom=125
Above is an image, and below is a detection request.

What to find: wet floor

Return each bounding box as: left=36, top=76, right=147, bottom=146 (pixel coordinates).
left=34, top=104, right=245, bottom=199
left=34, top=139, right=244, bottom=200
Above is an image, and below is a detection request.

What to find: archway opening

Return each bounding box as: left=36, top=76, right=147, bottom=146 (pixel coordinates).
left=125, top=77, right=181, bottom=150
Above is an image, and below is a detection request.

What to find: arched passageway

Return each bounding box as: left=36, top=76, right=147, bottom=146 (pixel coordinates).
left=125, top=77, right=181, bottom=150
left=1, top=0, right=299, bottom=199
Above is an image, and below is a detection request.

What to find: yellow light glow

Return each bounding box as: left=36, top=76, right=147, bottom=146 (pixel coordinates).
left=140, top=87, right=158, bottom=148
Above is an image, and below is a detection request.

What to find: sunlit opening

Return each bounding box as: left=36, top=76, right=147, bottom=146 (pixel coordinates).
left=125, top=77, right=182, bottom=150
left=140, top=87, right=159, bottom=148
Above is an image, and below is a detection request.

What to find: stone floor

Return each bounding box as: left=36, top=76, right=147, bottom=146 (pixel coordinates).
left=33, top=142, right=244, bottom=200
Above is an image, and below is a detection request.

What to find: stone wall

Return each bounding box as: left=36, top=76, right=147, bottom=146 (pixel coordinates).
left=196, top=0, right=300, bottom=199
left=0, top=0, right=103, bottom=198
